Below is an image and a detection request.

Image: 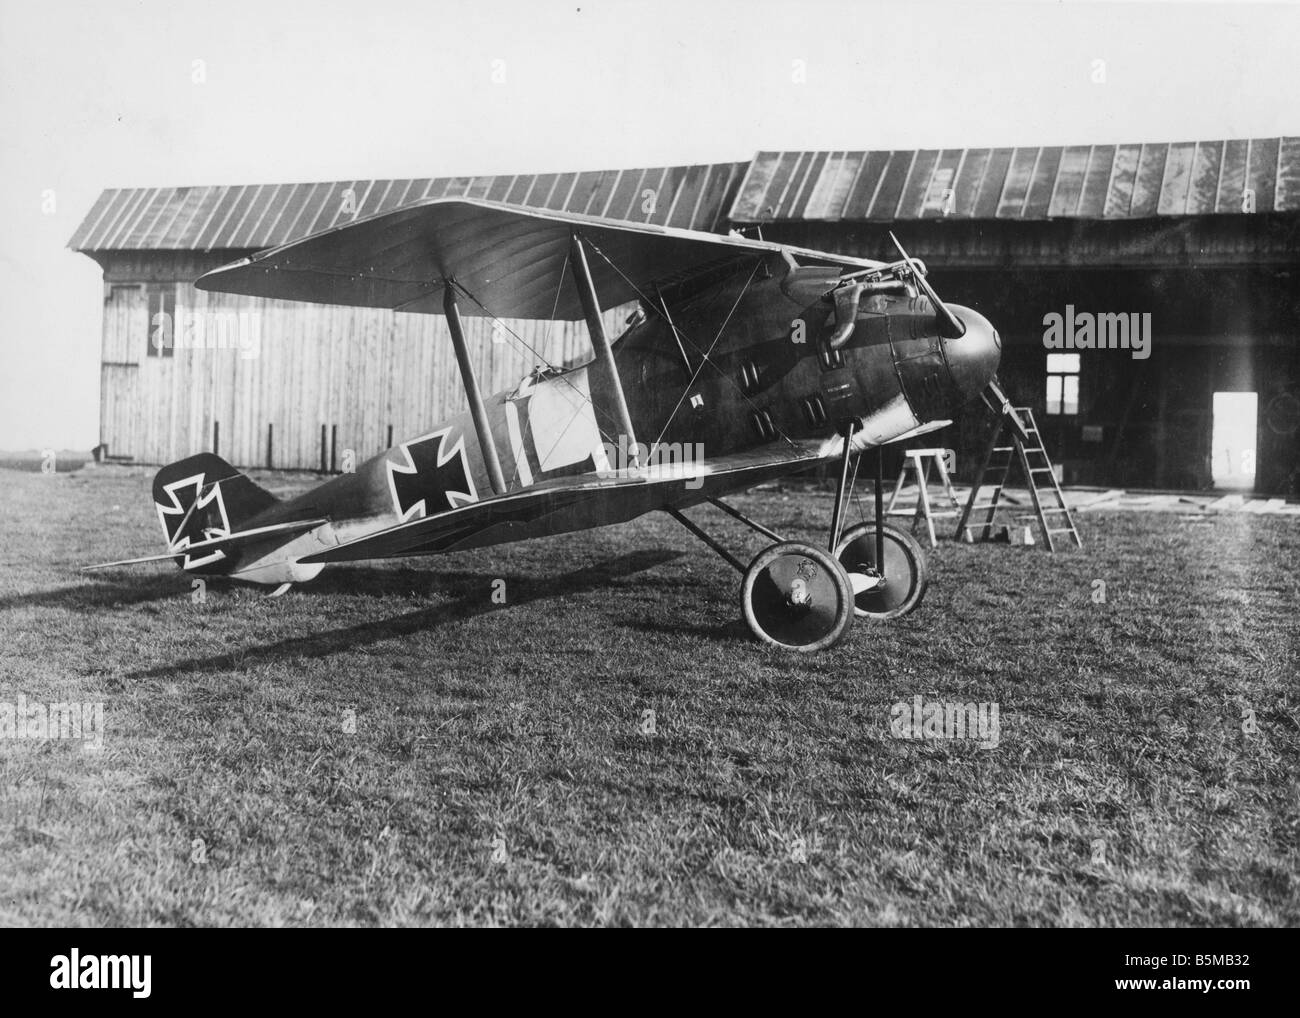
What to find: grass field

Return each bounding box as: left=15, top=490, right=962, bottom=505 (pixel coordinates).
left=1, top=464, right=1297, bottom=927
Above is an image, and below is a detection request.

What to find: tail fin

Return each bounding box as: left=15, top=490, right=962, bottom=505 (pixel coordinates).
left=153, top=454, right=278, bottom=561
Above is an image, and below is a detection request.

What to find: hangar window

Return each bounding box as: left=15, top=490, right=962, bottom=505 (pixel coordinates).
left=146, top=284, right=175, bottom=357
left=1046, top=353, right=1079, bottom=415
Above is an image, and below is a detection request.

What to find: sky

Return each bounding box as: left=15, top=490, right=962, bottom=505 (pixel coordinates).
left=1, top=0, right=1297, bottom=450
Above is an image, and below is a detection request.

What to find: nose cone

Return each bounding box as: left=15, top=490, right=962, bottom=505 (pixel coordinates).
left=942, top=304, right=1002, bottom=401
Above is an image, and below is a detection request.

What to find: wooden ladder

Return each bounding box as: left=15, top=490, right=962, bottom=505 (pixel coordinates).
left=956, top=403, right=1083, bottom=551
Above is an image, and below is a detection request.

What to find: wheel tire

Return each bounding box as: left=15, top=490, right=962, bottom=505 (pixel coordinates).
left=834, top=521, right=928, bottom=620
left=741, top=541, right=855, bottom=652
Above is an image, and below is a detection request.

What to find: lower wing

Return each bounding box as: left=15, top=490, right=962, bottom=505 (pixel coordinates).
left=300, top=447, right=825, bottom=564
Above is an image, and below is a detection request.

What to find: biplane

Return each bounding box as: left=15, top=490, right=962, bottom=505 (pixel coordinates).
left=86, top=198, right=1003, bottom=651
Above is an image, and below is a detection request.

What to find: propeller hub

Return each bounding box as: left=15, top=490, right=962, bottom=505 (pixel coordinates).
left=940, top=304, right=1002, bottom=401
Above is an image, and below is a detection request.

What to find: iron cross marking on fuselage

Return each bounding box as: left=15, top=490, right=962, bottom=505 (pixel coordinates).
left=387, top=428, right=478, bottom=522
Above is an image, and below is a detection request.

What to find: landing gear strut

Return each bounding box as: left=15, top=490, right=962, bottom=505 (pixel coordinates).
left=667, top=423, right=928, bottom=651
left=834, top=442, right=928, bottom=619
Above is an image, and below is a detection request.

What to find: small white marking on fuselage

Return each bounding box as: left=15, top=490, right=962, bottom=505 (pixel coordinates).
left=505, top=400, right=534, bottom=487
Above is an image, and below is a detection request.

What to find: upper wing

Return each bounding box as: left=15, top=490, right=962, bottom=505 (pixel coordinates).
left=195, top=198, right=884, bottom=320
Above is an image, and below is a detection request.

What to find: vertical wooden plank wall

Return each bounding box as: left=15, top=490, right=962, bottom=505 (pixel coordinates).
left=97, top=253, right=631, bottom=469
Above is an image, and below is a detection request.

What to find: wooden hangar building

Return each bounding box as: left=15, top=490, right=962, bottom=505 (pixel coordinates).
left=69, top=137, right=1300, bottom=495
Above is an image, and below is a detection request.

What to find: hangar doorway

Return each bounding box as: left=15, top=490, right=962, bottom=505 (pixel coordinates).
left=1211, top=392, right=1258, bottom=490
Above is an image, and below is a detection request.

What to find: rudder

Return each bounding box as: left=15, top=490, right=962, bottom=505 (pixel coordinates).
left=153, top=454, right=278, bottom=553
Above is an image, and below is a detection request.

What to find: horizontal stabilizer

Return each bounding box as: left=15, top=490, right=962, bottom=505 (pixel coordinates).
left=82, top=518, right=329, bottom=571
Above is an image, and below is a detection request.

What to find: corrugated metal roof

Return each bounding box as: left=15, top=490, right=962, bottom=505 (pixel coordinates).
left=69, top=138, right=1300, bottom=252
left=729, top=138, right=1300, bottom=222
left=69, top=162, right=749, bottom=252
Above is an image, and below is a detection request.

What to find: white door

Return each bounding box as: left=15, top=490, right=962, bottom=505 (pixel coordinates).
left=1211, top=392, right=1257, bottom=490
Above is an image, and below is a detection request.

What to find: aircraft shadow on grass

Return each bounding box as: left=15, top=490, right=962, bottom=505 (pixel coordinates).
left=0, top=571, right=179, bottom=613
left=4, top=547, right=683, bottom=614
left=121, top=548, right=683, bottom=679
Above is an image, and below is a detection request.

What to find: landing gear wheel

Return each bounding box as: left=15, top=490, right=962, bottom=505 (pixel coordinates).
left=835, top=521, right=928, bottom=620
left=741, top=541, right=855, bottom=652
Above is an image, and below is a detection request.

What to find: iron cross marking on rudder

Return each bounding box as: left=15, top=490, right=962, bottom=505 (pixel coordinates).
left=155, top=473, right=231, bottom=569
left=387, top=428, right=479, bottom=521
